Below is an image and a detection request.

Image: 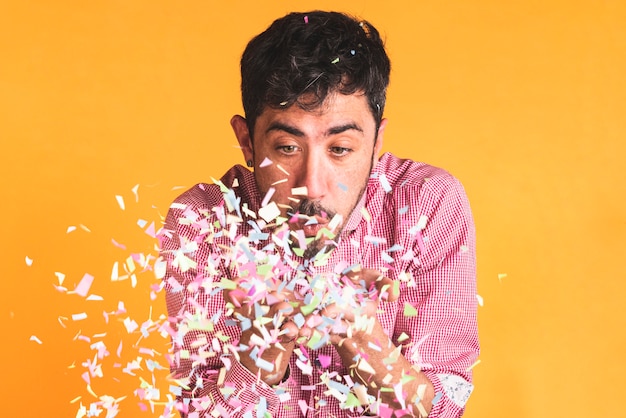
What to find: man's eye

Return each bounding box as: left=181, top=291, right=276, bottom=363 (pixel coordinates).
left=330, top=147, right=351, bottom=156
left=278, top=145, right=298, bottom=154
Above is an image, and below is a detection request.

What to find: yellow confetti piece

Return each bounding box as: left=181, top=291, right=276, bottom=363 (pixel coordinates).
left=498, top=273, right=508, bottom=282
left=466, top=359, right=481, bottom=371
left=69, top=396, right=82, bottom=404
left=356, top=358, right=376, bottom=374
left=277, top=164, right=290, bottom=176
left=131, top=184, right=139, bottom=202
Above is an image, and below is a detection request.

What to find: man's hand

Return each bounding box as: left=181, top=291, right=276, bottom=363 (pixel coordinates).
left=298, top=268, right=399, bottom=344
left=223, top=276, right=299, bottom=385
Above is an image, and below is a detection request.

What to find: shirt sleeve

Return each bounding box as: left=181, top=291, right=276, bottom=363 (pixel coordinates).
left=392, top=174, right=479, bottom=418
left=158, top=191, right=281, bottom=417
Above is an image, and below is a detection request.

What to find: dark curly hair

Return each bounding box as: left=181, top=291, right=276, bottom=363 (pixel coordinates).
left=240, top=11, right=391, bottom=137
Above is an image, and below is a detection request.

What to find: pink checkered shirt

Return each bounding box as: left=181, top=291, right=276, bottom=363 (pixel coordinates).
left=160, top=152, right=479, bottom=417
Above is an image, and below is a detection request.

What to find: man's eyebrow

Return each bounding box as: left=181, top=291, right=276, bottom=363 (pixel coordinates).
left=325, top=123, right=363, bottom=136
left=265, top=121, right=363, bottom=137
left=265, top=122, right=305, bottom=137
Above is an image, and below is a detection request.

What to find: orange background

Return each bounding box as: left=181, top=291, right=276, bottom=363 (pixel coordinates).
left=1, top=1, right=624, bottom=417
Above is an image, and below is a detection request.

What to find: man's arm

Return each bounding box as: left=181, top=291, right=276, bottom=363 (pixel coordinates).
left=159, top=191, right=288, bottom=417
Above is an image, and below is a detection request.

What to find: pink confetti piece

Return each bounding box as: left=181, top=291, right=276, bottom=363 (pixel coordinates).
left=261, top=187, right=276, bottom=207
left=144, top=221, right=156, bottom=238
left=304, top=15, right=308, bottom=24
left=318, top=354, right=331, bottom=368
left=74, top=273, right=94, bottom=297
left=115, top=195, right=125, bottom=210
left=298, top=399, right=308, bottom=415
left=111, top=239, right=127, bottom=250
left=29, top=335, right=43, bottom=344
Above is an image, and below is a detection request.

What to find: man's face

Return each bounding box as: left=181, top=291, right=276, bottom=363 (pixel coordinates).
left=232, top=92, right=386, bottom=256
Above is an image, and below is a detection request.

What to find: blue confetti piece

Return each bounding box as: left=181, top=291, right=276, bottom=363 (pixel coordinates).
left=432, top=391, right=443, bottom=405
left=337, top=182, right=348, bottom=191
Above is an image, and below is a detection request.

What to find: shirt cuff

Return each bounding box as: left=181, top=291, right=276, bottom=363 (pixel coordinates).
left=421, top=371, right=472, bottom=417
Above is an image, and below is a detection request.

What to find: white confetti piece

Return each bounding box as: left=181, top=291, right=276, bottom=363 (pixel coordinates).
left=416, top=215, right=429, bottom=231
left=25, top=256, right=33, bottom=266
left=379, top=173, right=392, bottom=192
left=259, top=157, right=273, bottom=167
left=72, top=313, right=88, bottom=321
left=258, top=201, right=281, bottom=223
left=476, top=294, right=484, bottom=307
left=115, top=195, right=125, bottom=210
left=54, top=272, right=65, bottom=286
left=66, top=225, right=77, bottom=233
left=291, top=186, right=308, bottom=196
left=29, top=335, right=43, bottom=344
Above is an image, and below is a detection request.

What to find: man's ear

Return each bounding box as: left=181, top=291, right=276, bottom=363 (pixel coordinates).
left=374, top=118, right=387, bottom=157
left=230, top=115, right=254, bottom=165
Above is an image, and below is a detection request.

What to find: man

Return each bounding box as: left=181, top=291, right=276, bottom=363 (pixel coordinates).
left=160, top=10, right=478, bottom=418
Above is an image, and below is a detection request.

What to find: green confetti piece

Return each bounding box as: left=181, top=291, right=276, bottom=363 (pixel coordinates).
left=306, top=330, right=323, bottom=348
left=257, top=263, right=272, bottom=276
left=397, top=332, right=410, bottom=342
left=300, top=294, right=321, bottom=316
left=344, top=393, right=360, bottom=408
left=403, top=302, right=418, bottom=317
left=219, top=277, right=237, bottom=290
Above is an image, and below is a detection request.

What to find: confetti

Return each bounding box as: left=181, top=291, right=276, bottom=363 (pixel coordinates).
left=131, top=184, right=139, bottom=202
left=74, top=273, right=94, bottom=297
left=29, top=335, right=43, bottom=344
left=291, top=186, right=308, bottom=196
left=379, top=173, right=391, bottom=193
left=67, top=226, right=77, bottom=233
left=25, top=256, right=33, bottom=266
left=115, top=195, right=125, bottom=210
left=72, top=313, right=88, bottom=321
left=403, top=302, right=418, bottom=317
left=258, top=201, right=280, bottom=223
left=466, top=359, right=481, bottom=371
left=498, top=273, right=508, bottom=282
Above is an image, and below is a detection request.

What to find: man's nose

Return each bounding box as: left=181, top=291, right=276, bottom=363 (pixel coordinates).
left=298, top=151, right=328, bottom=200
